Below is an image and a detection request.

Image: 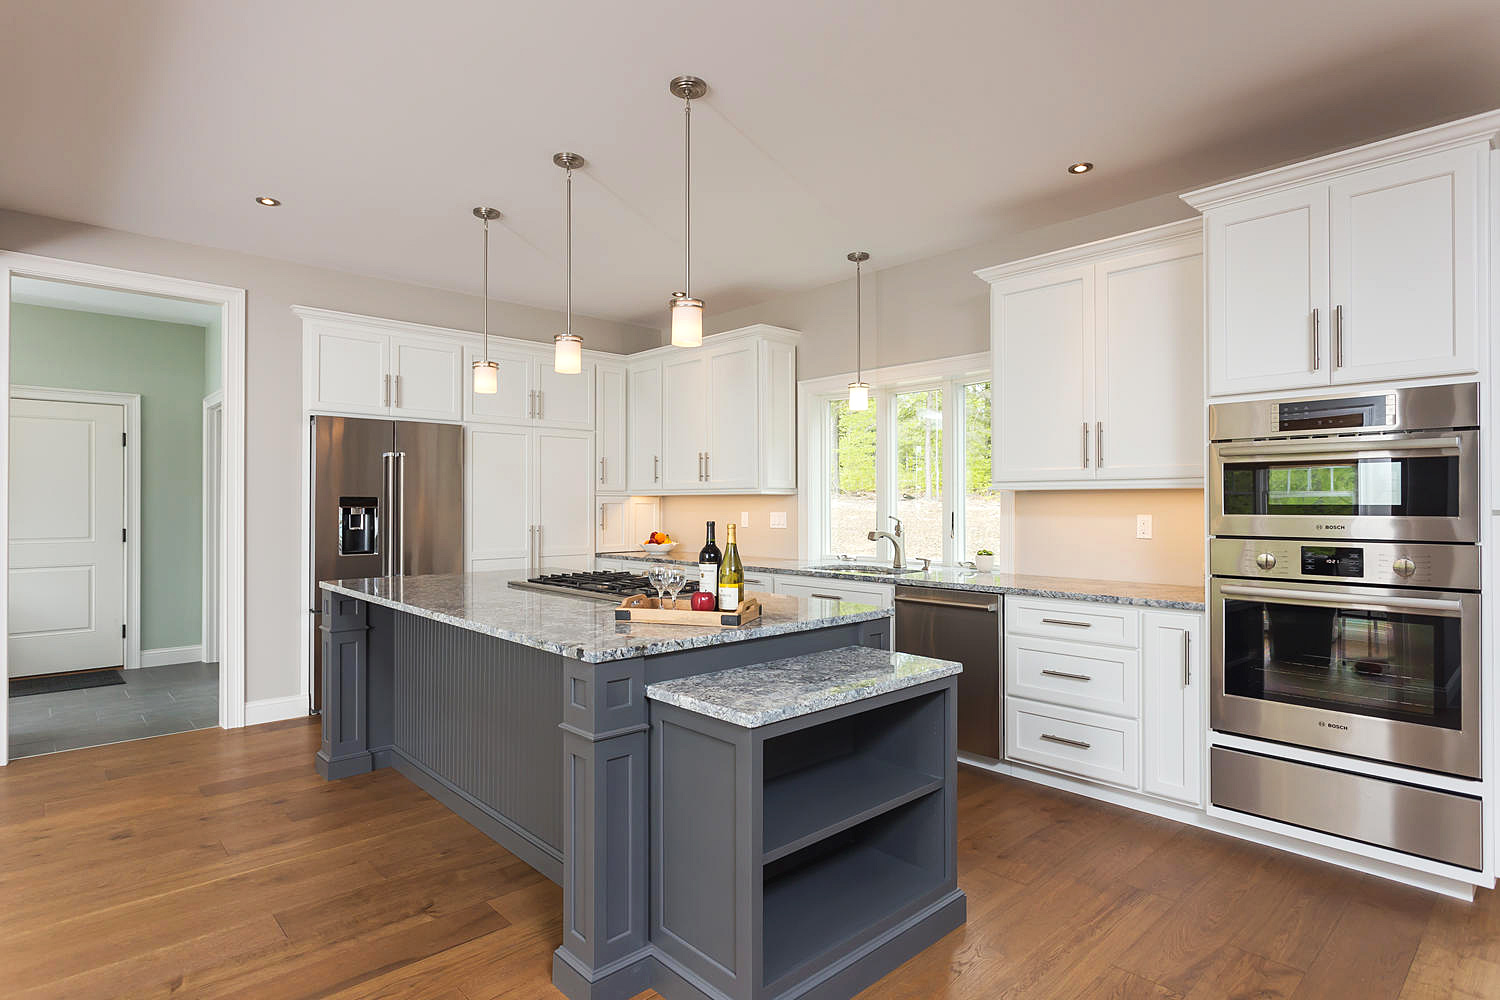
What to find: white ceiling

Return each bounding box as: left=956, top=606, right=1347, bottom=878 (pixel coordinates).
left=2, top=0, right=1498, bottom=329
left=10, top=277, right=220, bottom=329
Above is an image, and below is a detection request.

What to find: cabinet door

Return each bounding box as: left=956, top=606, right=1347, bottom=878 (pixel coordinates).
left=627, top=363, right=664, bottom=492
left=595, top=365, right=628, bottom=493
left=661, top=355, right=708, bottom=491
left=391, top=335, right=462, bottom=421
left=627, top=497, right=660, bottom=548
left=1329, top=146, right=1483, bottom=383
left=1141, top=610, right=1202, bottom=806
left=467, top=426, right=533, bottom=565
left=535, top=429, right=595, bottom=563
left=312, top=325, right=389, bottom=415
left=1205, top=187, right=1329, bottom=396
left=465, top=346, right=534, bottom=424
left=536, top=360, right=594, bottom=429
left=991, top=264, right=1094, bottom=484
left=1094, top=243, right=1204, bottom=482
left=597, top=497, right=629, bottom=553
left=758, top=338, right=798, bottom=491
left=704, top=341, right=759, bottom=490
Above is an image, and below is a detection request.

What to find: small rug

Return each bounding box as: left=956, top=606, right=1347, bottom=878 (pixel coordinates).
left=9, top=669, right=126, bottom=697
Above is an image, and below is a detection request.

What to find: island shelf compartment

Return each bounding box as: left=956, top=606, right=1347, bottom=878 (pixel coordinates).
left=649, top=676, right=963, bottom=1000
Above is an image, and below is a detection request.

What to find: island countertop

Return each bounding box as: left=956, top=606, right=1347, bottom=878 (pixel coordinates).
left=319, top=570, right=892, bottom=663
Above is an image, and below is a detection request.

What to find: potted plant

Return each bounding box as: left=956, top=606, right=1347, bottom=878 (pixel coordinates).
left=975, top=548, right=994, bottom=573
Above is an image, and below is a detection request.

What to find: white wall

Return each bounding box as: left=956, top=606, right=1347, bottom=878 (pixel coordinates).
left=1, top=208, right=657, bottom=704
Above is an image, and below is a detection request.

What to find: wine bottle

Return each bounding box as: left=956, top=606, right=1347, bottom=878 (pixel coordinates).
left=698, top=521, right=721, bottom=601
left=719, top=523, right=744, bottom=612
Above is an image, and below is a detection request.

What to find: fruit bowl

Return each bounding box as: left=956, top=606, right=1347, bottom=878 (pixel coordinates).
left=639, top=541, right=677, bottom=555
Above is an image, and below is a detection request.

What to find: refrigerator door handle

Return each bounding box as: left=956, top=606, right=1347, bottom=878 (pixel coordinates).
left=396, top=450, right=407, bottom=575
left=380, top=451, right=396, bottom=576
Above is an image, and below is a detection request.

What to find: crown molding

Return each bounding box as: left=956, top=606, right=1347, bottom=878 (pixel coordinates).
left=973, top=218, right=1202, bottom=285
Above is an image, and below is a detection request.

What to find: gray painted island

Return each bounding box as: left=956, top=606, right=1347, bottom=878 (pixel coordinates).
left=314, top=571, right=963, bottom=1000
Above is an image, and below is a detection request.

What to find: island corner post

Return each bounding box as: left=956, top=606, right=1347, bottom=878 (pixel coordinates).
left=314, top=583, right=895, bottom=1000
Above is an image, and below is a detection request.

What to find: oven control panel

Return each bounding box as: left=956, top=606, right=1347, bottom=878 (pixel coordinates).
left=1209, top=538, right=1480, bottom=591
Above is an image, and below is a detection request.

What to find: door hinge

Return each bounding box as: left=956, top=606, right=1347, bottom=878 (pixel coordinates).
left=122, top=624, right=127, bottom=638
left=122, top=431, right=127, bottom=447
left=122, top=528, right=128, bottom=543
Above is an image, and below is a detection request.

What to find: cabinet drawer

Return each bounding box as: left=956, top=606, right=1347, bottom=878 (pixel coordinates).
left=1005, top=635, right=1140, bottom=718
left=742, top=573, right=776, bottom=592
left=1006, top=697, right=1140, bottom=789
left=1005, top=596, right=1139, bottom=647
left=775, top=578, right=893, bottom=608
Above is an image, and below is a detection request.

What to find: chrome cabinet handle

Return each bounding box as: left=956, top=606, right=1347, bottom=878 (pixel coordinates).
left=1041, top=668, right=1092, bottom=682
left=1334, top=304, right=1344, bottom=368
left=810, top=593, right=843, bottom=601
left=1082, top=422, right=1089, bottom=469
left=600, top=456, right=606, bottom=483
left=654, top=455, right=659, bottom=482
left=384, top=374, right=392, bottom=408
left=1096, top=421, right=1103, bottom=468
left=704, top=452, right=710, bottom=481
left=1040, top=617, right=1091, bottom=628
left=536, top=391, right=543, bottom=420
left=527, top=391, right=535, bottom=419
left=1041, top=733, right=1092, bottom=751
left=599, top=505, right=605, bottom=530
left=1311, top=307, right=1320, bottom=371
left=1181, top=628, right=1191, bottom=687
left=395, top=374, right=403, bottom=408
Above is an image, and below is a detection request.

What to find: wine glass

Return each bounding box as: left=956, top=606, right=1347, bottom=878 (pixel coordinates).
left=646, top=565, right=668, bottom=604
left=664, top=567, right=686, bottom=608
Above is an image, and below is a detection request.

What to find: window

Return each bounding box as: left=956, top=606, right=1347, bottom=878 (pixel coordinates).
left=807, top=356, right=1003, bottom=567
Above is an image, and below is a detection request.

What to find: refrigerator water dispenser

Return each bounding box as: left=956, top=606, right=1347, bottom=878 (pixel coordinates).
left=337, top=496, right=379, bottom=556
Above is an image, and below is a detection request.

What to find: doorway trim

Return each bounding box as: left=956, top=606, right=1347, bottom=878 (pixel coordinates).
left=202, top=390, right=224, bottom=665
left=1, top=252, right=247, bottom=765
left=9, top=386, right=141, bottom=672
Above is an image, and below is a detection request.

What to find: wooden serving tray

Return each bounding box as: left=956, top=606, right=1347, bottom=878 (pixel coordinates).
left=615, top=594, right=763, bottom=628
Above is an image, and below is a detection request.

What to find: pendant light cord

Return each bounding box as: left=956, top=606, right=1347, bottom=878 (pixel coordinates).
left=565, top=166, right=574, bottom=336
left=481, top=216, right=491, bottom=365
left=855, top=257, right=862, bottom=382
left=684, top=95, right=692, bottom=298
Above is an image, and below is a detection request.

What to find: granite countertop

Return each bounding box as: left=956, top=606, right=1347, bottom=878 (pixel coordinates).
left=596, top=551, right=1205, bottom=611
left=645, top=645, right=962, bottom=728
left=319, top=571, right=890, bottom=664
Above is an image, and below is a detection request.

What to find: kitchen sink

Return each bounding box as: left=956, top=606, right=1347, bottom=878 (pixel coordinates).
left=805, top=563, right=928, bottom=575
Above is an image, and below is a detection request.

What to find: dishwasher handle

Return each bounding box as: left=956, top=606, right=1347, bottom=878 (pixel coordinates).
left=894, top=593, right=998, bottom=613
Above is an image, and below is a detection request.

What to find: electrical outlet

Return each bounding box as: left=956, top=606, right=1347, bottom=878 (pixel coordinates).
left=769, top=511, right=788, bottom=529
left=1135, top=514, right=1153, bottom=539
left=741, top=510, right=751, bottom=527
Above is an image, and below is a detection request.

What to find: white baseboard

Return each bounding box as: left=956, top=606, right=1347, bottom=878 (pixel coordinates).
left=244, top=694, right=309, bottom=727
left=138, top=644, right=206, bottom=668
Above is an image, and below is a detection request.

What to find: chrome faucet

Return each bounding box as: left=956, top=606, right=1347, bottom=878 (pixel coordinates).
left=867, top=516, right=907, bottom=570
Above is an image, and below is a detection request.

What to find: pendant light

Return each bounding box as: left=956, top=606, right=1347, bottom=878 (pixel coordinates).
left=471, top=206, right=502, bottom=394
left=847, top=251, right=871, bottom=410
left=668, top=75, right=708, bottom=347
left=552, top=152, right=586, bottom=374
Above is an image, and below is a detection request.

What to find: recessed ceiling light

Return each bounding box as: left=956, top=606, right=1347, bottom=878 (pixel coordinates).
left=1067, top=162, right=1094, bottom=175
left=255, top=196, right=281, bottom=206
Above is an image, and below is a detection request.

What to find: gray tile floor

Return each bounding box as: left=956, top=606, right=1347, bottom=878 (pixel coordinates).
left=8, top=661, right=219, bottom=759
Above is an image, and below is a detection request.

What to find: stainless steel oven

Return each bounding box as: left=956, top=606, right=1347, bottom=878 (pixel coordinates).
left=1210, top=538, right=1480, bottom=778
left=1209, top=383, right=1479, bottom=543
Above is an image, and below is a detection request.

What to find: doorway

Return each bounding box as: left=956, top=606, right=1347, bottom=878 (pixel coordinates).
left=1, top=256, right=247, bottom=764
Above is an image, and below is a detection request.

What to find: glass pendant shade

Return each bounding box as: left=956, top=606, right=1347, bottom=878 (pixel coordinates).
left=554, top=333, right=583, bottom=374
left=848, top=381, right=871, bottom=411
left=472, top=359, right=499, bottom=395
left=670, top=295, right=704, bottom=347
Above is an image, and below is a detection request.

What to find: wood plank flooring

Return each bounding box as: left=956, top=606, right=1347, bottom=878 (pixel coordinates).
left=1, top=717, right=1496, bottom=999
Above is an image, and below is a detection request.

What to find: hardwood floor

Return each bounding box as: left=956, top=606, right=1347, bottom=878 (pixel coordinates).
left=1, top=717, right=1496, bottom=999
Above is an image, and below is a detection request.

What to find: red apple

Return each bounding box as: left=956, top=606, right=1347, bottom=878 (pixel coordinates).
left=691, top=591, right=717, bottom=611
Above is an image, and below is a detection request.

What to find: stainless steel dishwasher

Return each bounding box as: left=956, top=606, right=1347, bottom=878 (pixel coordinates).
left=893, top=586, right=1002, bottom=760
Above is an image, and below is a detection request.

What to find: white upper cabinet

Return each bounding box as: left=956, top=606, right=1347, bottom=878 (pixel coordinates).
left=704, top=340, right=759, bottom=490
left=310, top=324, right=389, bottom=415
left=661, top=354, right=708, bottom=490
left=1184, top=119, right=1495, bottom=397
left=535, top=361, right=594, bottom=429
left=627, top=361, right=664, bottom=492
left=464, top=344, right=534, bottom=424
left=389, top=335, right=463, bottom=421
left=466, top=347, right=593, bottom=428
left=595, top=364, right=627, bottom=494
left=978, top=221, right=1203, bottom=489
left=305, top=316, right=462, bottom=422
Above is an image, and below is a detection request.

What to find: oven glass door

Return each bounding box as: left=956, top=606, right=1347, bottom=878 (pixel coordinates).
left=1212, top=580, right=1479, bottom=776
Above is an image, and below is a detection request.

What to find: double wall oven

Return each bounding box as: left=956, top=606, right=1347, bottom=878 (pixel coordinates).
left=1207, top=383, right=1484, bottom=871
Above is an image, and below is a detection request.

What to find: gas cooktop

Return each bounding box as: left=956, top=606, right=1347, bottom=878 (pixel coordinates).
left=508, top=570, right=702, bottom=603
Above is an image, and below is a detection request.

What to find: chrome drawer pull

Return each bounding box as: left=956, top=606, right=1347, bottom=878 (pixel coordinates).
left=1040, top=617, right=1091, bottom=628
left=1040, top=733, right=1092, bottom=751
left=810, top=593, right=843, bottom=601
left=1041, top=669, right=1092, bottom=682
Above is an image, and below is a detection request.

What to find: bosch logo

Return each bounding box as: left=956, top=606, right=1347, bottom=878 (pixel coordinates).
left=1318, top=720, right=1350, bottom=731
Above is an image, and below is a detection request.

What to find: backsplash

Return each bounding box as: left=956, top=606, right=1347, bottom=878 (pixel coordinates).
left=1012, top=489, right=1203, bottom=585
left=657, top=496, right=801, bottom=559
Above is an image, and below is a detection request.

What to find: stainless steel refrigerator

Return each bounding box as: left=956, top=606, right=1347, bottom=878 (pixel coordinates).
left=309, top=415, right=463, bottom=711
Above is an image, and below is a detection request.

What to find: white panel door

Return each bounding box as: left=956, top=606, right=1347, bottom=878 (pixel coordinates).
left=705, top=342, right=759, bottom=490
left=465, top=346, right=535, bottom=424
left=627, top=363, right=664, bottom=492
left=627, top=497, right=660, bottom=548
left=1205, top=186, right=1329, bottom=395
left=536, top=361, right=593, bottom=430
left=535, top=429, right=595, bottom=564
left=8, top=398, right=126, bottom=677
left=390, top=335, right=462, bottom=421
left=1329, top=146, right=1482, bottom=383
left=595, top=365, right=628, bottom=493
left=1141, top=610, right=1203, bottom=806
left=661, top=355, right=707, bottom=491
left=597, top=497, right=629, bottom=553
left=1094, top=244, right=1204, bottom=482
left=991, top=264, right=1094, bottom=484
left=313, top=326, right=389, bottom=415
left=466, top=426, right=532, bottom=566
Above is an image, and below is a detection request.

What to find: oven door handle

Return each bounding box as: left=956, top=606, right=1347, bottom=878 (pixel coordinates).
left=1218, top=583, right=1464, bottom=616
left=1214, top=434, right=1463, bottom=461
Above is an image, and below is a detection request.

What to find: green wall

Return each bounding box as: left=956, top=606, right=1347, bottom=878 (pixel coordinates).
left=10, top=303, right=207, bottom=651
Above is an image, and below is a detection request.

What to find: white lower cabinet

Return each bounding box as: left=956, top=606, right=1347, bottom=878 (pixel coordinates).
left=596, top=497, right=660, bottom=555
left=773, top=577, right=894, bottom=608
left=1004, top=595, right=1202, bottom=806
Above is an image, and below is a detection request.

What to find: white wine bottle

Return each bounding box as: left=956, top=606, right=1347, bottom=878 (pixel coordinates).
left=718, top=523, right=745, bottom=612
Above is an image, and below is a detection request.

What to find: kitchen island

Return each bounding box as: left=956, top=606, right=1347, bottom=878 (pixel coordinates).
left=314, top=571, right=959, bottom=1000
